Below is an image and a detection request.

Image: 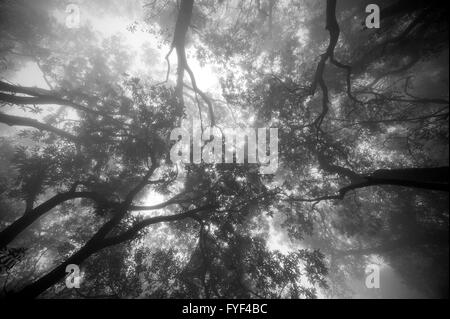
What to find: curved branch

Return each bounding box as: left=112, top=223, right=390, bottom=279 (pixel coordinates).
left=163, top=0, right=216, bottom=126
left=99, top=204, right=216, bottom=250
left=0, top=112, right=82, bottom=144
left=0, top=81, right=124, bottom=126
left=0, top=191, right=110, bottom=247
left=310, top=0, right=342, bottom=129
left=288, top=167, right=449, bottom=204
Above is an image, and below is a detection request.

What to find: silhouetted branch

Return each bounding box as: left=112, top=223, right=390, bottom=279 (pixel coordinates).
left=99, top=205, right=217, bottom=249
left=0, top=111, right=82, bottom=144
left=0, top=191, right=110, bottom=247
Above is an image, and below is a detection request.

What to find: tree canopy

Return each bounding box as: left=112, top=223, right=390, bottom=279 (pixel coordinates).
left=0, top=0, right=448, bottom=299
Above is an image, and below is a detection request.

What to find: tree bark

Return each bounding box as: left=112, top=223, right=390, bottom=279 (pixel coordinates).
left=0, top=81, right=122, bottom=125
left=0, top=112, right=82, bottom=144
left=0, top=192, right=107, bottom=247
left=11, top=242, right=98, bottom=298
left=365, top=167, right=449, bottom=192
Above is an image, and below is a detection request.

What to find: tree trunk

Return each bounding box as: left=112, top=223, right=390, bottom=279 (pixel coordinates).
left=366, top=167, right=449, bottom=191
left=11, top=243, right=98, bottom=298
left=0, top=192, right=106, bottom=247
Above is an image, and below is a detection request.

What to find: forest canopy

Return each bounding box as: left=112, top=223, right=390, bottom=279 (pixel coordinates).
left=0, top=0, right=448, bottom=299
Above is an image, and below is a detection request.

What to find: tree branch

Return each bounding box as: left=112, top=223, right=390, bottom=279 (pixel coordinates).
left=0, top=111, right=82, bottom=144
left=99, top=204, right=216, bottom=250
left=0, top=81, right=123, bottom=125
left=0, top=191, right=110, bottom=247
left=288, top=167, right=449, bottom=204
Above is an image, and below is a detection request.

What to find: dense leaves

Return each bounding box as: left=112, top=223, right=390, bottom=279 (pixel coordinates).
left=0, top=0, right=448, bottom=299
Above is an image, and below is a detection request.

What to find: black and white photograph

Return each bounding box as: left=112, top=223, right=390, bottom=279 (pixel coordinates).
left=0, top=0, right=448, bottom=304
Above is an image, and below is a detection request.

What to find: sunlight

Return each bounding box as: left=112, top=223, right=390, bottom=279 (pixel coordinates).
left=139, top=190, right=166, bottom=217
left=267, top=215, right=292, bottom=254
left=10, top=62, right=48, bottom=88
